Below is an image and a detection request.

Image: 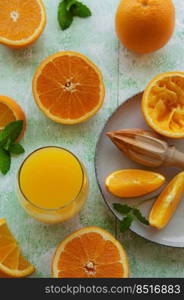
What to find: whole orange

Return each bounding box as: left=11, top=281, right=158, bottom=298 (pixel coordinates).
left=115, top=0, right=175, bottom=54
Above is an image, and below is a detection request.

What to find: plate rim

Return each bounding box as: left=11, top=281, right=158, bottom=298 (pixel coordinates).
left=94, top=92, right=184, bottom=249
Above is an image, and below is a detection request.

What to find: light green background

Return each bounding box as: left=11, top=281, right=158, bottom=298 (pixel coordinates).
left=0, top=0, right=184, bottom=277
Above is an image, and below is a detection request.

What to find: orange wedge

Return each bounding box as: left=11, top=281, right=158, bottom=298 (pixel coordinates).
left=32, top=51, right=105, bottom=125
left=149, top=172, right=184, bottom=229
left=0, top=0, right=46, bottom=48
left=142, top=72, right=184, bottom=138
left=52, top=227, right=129, bottom=278
left=0, top=95, right=26, bottom=140
left=0, top=219, right=35, bottom=277
left=105, top=169, right=165, bottom=198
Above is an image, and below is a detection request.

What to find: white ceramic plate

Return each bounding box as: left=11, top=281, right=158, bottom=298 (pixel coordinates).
left=95, top=92, right=184, bottom=248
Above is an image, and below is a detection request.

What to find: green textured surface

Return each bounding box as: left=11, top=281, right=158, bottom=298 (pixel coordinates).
left=0, top=0, right=184, bottom=278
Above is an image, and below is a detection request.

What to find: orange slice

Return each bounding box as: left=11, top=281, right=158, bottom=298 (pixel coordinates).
left=52, top=227, right=129, bottom=278
left=142, top=72, right=184, bottom=138
left=0, top=0, right=46, bottom=48
left=0, top=95, right=26, bottom=140
left=149, top=172, right=184, bottom=229
left=32, top=51, right=105, bottom=125
left=0, top=219, right=35, bottom=277
left=105, top=169, right=165, bottom=198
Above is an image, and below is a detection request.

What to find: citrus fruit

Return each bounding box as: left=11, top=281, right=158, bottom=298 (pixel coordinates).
left=149, top=172, right=184, bottom=230
left=0, top=95, right=26, bottom=140
left=0, top=219, right=35, bottom=277
left=52, top=227, right=129, bottom=278
left=142, top=72, right=184, bottom=138
left=32, top=51, right=105, bottom=125
left=115, top=0, right=175, bottom=54
left=105, top=169, right=165, bottom=198
left=0, top=0, right=46, bottom=48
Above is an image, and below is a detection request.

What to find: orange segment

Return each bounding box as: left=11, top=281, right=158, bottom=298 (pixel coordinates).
left=0, top=0, right=46, bottom=48
left=0, top=219, right=35, bottom=277
left=95, top=240, right=121, bottom=264
left=142, top=72, right=184, bottom=138
left=52, top=227, right=129, bottom=278
left=149, top=172, right=184, bottom=230
left=0, top=95, right=26, bottom=140
left=105, top=169, right=165, bottom=198
left=32, top=51, right=105, bottom=125
left=95, top=263, right=124, bottom=278
left=0, top=103, right=15, bottom=127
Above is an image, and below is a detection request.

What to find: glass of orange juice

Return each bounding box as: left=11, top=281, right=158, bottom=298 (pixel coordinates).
left=17, top=147, right=89, bottom=224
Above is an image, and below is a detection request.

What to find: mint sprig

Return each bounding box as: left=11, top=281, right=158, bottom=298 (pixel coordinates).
left=0, top=120, right=25, bottom=175
left=9, top=143, right=25, bottom=155
left=0, top=149, right=11, bottom=175
left=58, top=0, right=73, bottom=31
left=119, top=215, right=134, bottom=233
left=58, top=0, right=92, bottom=30
left=113, top=201, right=150, bottom=233
left=71, top=2, right=92, bottom=18
left=132, top=208, right=149, bottom=225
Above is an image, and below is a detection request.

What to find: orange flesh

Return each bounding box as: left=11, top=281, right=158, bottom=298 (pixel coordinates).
left=146, top=75, right=184, bottom=134
left=0, top=219, right=34, bottom=277
left=57, top=232, right=124, bottom=278
left=149, top=172, right=184, bottom=229
left=105, top=169, right=165, bottom=198
left=0, top=103, right=16, bottom=127
left=0, top=96, right=26, bottom=140
left=0, top=0, right=42, bottom=41
left=35, top=54, right=102, bottom=120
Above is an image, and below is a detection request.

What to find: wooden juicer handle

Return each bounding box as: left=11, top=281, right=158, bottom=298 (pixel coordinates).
left=166, top=146, right=184, bottom=169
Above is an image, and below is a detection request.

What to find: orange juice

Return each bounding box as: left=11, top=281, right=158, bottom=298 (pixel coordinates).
left=17, top=147, right=89, bottom=223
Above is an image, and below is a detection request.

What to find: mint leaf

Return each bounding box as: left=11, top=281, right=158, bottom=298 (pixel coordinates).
left=66, top=0, right=77, bottom=11
left=113, top=203, right=132, bottom=215
left=9, top=143, right=25, bottom=155
left=3, top=138, right=12, bottom=151
left=0, top=120, right=25, bottom=174
left=0, top=120, right=23, bottom=145
left=71, top=2, right=92, bottom=18
left=0, top=149, right=11, bottom=175
left=133, top=208, right=149, bottom=225
left=114, top=202, right=150, bottom=232
left=120, top=215, right=134, bottom=233
left=58, top=0, right=73, bottom=30
left=58, top=0, right=91, bottom=30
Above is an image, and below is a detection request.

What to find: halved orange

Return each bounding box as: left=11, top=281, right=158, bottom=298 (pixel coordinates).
left=52, top=227, right=129, bottom=278
left=105, top=169, right=165, bottom=198
left=142, top=72, right=184, bottom=138
left=0, top=95, right=26, bottom=140
left=0, top=219, right=35, bottom=277
left=149, top=172, right=184, bottom=230
left=0, top=0, right=46, bottom=48
left=32, top=51, right=105, bottom=125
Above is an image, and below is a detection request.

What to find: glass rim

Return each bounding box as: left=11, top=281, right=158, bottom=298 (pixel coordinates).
left=17, top=146, right=85, bottom=212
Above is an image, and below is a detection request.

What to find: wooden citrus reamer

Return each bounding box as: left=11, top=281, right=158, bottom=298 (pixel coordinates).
left=107, top=129, right=184, bottom=169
